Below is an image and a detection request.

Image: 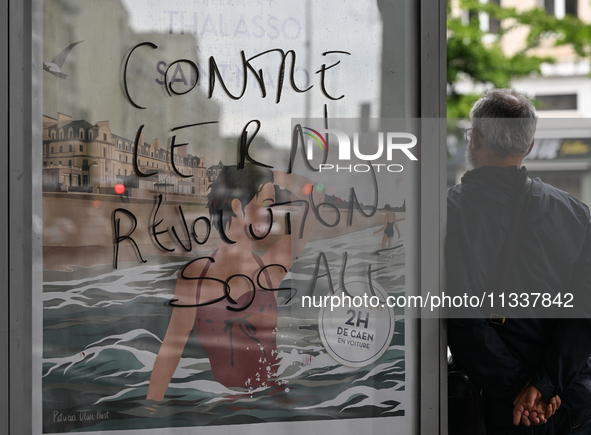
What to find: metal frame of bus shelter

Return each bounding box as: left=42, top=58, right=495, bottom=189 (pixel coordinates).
left=0, top=0, right=447, bottom=432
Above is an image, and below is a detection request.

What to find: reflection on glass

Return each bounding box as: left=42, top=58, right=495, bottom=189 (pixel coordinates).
left=40, top=0, right=413, bottom=432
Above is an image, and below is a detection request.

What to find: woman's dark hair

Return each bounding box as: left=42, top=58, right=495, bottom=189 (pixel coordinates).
left=384, top=204, right=391, bottom=211
left=207, top=164, right=274, bottom=232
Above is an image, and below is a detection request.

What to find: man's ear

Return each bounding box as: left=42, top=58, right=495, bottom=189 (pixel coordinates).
left=472, top=127, right=484, bottom=150
left=525, top=140, right=535, bottom=157
left=231, top=198, right=243, bottom=218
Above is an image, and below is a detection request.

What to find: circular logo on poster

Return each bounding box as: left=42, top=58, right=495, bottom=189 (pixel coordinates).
left=318, top=277, right=395, bottom=368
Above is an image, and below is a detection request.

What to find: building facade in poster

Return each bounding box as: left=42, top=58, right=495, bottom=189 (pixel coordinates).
left=43, top=113, right=209, bottom=196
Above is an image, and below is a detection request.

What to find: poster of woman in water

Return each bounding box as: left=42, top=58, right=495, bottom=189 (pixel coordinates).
left=39, top=0, right=417, bottom=433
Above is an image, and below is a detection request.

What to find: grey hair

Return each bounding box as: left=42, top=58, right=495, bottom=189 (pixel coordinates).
left=470, top=89, right=537, bottom=158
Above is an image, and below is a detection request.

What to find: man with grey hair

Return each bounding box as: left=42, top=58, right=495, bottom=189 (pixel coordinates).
left=465, top=89, right=537, bottom=167
left=447, top=88, right=591, bottom=434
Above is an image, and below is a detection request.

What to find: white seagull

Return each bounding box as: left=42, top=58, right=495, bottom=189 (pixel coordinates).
left=43, top=40, right=84, bottom=81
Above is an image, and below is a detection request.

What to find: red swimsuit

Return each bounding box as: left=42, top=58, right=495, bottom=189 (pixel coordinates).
left=194, top=251, right=280, bottom=388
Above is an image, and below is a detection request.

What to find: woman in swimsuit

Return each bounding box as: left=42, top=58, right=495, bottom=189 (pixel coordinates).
left=373, top=204, right=400, bottom=249
left=147, top=165, right=322, bottom=399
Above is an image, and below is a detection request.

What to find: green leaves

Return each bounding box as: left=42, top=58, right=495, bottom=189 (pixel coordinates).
left=447, top=0, right=591, bottom=117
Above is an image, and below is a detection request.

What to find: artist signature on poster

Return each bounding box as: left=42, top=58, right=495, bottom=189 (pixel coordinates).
left=53, top=409, right=110, bottom=423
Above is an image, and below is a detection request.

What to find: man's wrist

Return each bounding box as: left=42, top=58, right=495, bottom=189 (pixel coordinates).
left=508, top=374, right=531, bottom=404
left=530, top=372, right=555, bottom=404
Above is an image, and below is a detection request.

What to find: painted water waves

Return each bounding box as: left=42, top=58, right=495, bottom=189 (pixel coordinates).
left=42, top=224, right=406, bottom=433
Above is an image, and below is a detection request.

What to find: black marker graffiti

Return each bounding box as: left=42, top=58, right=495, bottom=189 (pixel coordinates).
left=124, top=43, right=349, bottom=108
left=191, top=216, right=211, bottom=245
left=112, top=208, right=146, bottom=269
left=316, top=51, right=351, bottom=100
left=237, top=120, right=273, bottom=170
left=123, top=42, right=157, bottom=109
left=164, top=59, right=199, bottom=96
left=152, top=194, right=175, bottom=252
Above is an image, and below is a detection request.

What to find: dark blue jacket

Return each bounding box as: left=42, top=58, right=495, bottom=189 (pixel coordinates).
left=447, top=165, right=591, bottom=409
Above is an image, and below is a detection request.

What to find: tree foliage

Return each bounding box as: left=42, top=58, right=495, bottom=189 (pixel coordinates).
left=447, top=0, right=591, bottom=117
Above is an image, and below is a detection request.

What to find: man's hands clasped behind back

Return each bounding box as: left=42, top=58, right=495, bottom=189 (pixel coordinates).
left=513, top=385, right=562, bottom=427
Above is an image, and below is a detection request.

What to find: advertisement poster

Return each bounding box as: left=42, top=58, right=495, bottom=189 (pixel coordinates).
left=39, top=0, right=417, bottom=433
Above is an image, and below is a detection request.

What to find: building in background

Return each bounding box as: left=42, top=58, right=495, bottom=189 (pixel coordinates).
left=449, top=0, right=591, bottom=206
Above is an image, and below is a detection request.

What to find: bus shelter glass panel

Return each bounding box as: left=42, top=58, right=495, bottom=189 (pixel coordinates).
left=38, top=1, right=419, bottom=433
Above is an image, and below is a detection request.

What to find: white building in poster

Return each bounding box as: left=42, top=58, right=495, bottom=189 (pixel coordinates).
left=42, top=113, right=210, bottom=199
